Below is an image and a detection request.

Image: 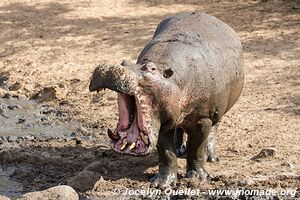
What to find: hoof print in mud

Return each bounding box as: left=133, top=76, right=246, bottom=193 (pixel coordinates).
left=90, top=12, right=244, bottom=185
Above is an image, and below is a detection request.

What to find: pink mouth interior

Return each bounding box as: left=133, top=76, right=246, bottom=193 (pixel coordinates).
left=110, top=93, right=150, bottom=155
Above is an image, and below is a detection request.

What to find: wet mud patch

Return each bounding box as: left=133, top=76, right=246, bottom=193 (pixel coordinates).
left=0, top=97, right=78, bottom=139
left=0, top=95, right=111, bottom=198
left=0, top=165, right=23, bottom=198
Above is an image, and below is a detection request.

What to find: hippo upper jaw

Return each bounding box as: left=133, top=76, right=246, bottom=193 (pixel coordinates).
left=89, top=62, right=137, bottom=95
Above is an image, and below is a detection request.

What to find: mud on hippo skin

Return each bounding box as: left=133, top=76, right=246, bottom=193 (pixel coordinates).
left=89, top=12, right=244, bottom=188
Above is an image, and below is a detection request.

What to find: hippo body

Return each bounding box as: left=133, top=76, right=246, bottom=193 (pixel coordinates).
left=89, top=12, right=244, bottom=188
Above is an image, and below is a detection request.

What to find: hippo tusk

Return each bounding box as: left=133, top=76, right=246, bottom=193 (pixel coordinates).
left=120, top=141, right=128, bottom=150
left=107, top=128, right=120, bottom=141
left=129, top=142, right=136, bottom=150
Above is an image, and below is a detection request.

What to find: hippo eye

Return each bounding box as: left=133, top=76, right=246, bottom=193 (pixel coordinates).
left=163, top=68, right=174, bottom=78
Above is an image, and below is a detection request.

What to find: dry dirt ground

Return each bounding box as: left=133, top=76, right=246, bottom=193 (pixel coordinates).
left=0, top=0, right=299, bottom=199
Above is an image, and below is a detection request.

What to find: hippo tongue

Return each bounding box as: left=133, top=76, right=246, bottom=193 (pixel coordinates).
left=126, top=114, right=140, bottom=143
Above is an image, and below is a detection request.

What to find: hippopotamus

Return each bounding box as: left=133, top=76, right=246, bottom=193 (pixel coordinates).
left=89, top=12, right=244, bottom=188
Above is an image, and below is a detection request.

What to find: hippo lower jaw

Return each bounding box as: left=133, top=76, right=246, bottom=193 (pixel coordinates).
left=89, top=63, right=155, bottom=156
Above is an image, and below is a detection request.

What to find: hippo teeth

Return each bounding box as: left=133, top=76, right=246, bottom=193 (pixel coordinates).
left=120, top=140, right=128, bottom=150
left=111, top=91, right=152, bottom=155
left=129, top=142, right=136, bottom=150
left=140, top=133, right=149, bottom=145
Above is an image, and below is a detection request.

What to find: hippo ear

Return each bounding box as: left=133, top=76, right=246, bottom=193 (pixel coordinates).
left=121, top=59, right=134, bottom=67
left=163, top=68, right=174, bottom=78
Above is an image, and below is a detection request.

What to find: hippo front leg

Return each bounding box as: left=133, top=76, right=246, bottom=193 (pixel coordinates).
left=185, top=118, right=213, bottom=180
left=150, top=129, right=177, bottom=188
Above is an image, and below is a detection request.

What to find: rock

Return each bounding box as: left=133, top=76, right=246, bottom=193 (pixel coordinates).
left=251, top=148, right=277, bottom=161
left=30, top=87, right=57, bottom=102
left=8, top=82, right=21, bottom=91
left=67, top=170, right=101, bottom=192
left=18, top=185, right=78, bottom=200
left=281, top=161, right=294, bottom=169
left=7, top=135, right=18, bottom=143
left=0, top=195, right=10, bottom=200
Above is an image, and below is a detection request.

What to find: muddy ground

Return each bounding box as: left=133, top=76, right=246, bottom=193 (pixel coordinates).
left=0, top=0, right=299, bottom=199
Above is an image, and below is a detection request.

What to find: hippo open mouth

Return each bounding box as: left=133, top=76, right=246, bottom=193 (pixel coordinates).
left=89, top=63, right=155, bottom=156
left=108, top=92, right=151, bottom=156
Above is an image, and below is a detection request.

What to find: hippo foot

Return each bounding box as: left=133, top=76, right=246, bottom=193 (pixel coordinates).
left=175, top=144, right=186, bottom=157
left=150, top=172, right=177, bottom=189
left=185, top=168, right=213, bottom=181
left=207, top=154, right=219, bottom=163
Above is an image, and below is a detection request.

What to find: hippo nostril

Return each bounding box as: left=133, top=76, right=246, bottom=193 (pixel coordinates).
left=144, top=62, right=157, bottom=73
left=163, top=68, right=174, bottom=78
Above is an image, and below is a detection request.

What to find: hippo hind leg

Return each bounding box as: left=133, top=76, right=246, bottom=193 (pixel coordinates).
left=174, top=128, right=186, bottom=157
left=175, top=125, right=219, bottom=162
left=207, top=123, right=220, bottom=162
left=185, top=118, right=213, bottom=180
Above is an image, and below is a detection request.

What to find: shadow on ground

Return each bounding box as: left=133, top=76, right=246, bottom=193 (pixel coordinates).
left=1, top=1, right=298, bottom=61
left=0, top=2, right=162, bottom=58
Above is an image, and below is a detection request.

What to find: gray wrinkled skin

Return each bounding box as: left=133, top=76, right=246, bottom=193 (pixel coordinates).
left=90, top=12, right=244, bottom=188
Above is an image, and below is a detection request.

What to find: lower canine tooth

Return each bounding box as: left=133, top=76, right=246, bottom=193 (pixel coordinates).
left=129, top=142, right=136, bottom=150
left=108, top=129, right=119, bottom=141
left=120, top=141, right=128, bottom=150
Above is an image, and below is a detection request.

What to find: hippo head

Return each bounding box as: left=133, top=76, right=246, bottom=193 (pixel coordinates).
left=89, top=60, right=180, bottom=156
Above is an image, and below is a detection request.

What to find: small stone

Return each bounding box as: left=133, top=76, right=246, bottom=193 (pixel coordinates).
left=58, top=83, right=66, bottom=88
left=30, top=87, right=57, bottom=102
left=23, top=135, right=35, bottom=141
left=239, top=176, right=256, bottom=186
left=69, top=132, right=76, bottom=138
left=18, top=185, right=79, bottom=200
left=16, top=118, right=26, bottom=124
left=56, top=110, right=66, bottom=117
left=40, top=105, right=53, bottom=114
left=3, top=93, right=11, bottom=99
left=7, top=105, right=19, bottom=110
left=77, top=127, right=88, bottom=134
left=69, top=78, right=81, bottom=84
left=251, top=148, right=277, bottom=161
